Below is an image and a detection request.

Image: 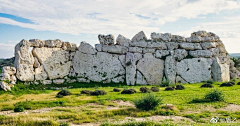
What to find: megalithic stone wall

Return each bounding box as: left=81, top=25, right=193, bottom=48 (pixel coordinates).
left=0, top=31, right=239, bottom=91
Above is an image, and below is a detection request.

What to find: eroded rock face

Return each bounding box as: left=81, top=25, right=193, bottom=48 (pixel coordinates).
left=137, top=53, right=164, bottom=84
left=78, top=41, right=97, bottom=54
left=126, top=53, right=142, bottom=85
left=35, top=65, right=48, bottom=80
left=102, top=45, right=128, bottom=54
left=211, top=57, right=230, bottom=82
left=176, top=58, right=213, bottom=83
left=116, top=34, right=131, bottom=46
left=32, top=47, right=71, bottom=79
left=165, top=56, right=176, bottom=84
left=132, top=31, right=147, bottom=42
left=136, top=71, right=148, bottom=85
left=98, top=34, right=115, bottom=45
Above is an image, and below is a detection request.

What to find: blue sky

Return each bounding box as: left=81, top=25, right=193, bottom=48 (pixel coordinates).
left=0, top=0, right=240, bottom=58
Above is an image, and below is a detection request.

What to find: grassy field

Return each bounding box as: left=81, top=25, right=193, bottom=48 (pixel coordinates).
left=0, top=80, right=240, bottom=126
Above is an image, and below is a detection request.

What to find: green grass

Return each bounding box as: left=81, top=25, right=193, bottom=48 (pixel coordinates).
left=0, top=80, right=240, bottom=125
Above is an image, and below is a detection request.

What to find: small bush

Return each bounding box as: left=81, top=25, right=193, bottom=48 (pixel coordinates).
left=237, top=82, right=240, bottom=85
left=140, top=87, right=151, bottom=93
left=91, top=90, right=107, bottom=96
left=14, top=106, right=25, bottom=112
left=151, top=87, right=159, bottom=92
left=121, top=89, right=136, bottom=94
left=201, top=83, right=214, bottom=88
left=160, top=80, right=170, bottom=87
left=220, top=82, right=234, bottom=87
left=175, top=85, right=185, bottom=90
left=56, top=94, right=63, bottom=98
left=56, top=90, right=72, bottom=97
left=204, top=89, right=224, bottom=102
left=81, top=90, right=93, bottom=95
left=133, top=93, right=162, bottom=111
left=113, top=88, right=121, bottom=92
left=206, top=80, right=214, bottom=84
left=165, top=86, right=175, bottom=91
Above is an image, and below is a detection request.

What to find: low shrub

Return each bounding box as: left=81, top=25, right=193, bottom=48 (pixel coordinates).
left=14, top=106, right=25, bottom=112
left=121, top=89, right=136, bottom=94
left=151, top=87, right=159, bottom=92
left=91, top=90, right=107, bottom=96
left=220, top=82, right=234, bottom=87
left=175, top=85, right=185, bottom=90
left=206, top=80, right=214, bottom=84
left=165, top=86, right=175, bottom=91
left=56, top=90, right=72, bottom=97
left=160, top=80, right=170, bottom=87
left=133, top=93, right=162, bottom=111
left=56, top=94, right=63, bottom=98
left=201, top=83, right=213, bottom=88
left=140, top=87, right=151, bottom=93
left=237, top=82, right=240, bottom=85
left=204, top=89, right=224, bottom=102
left=113, top=88, right=121, bottom=92
left=81, top=90, right=93, bottom=95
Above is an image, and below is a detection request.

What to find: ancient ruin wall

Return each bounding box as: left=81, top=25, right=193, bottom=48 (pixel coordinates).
left=1, top=31, right=239, bottom=91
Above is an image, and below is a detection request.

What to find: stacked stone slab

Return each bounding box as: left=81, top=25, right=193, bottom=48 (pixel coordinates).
left=0, top=30, right=239, bottom=91
left=0, top=66, right=16, bottom=91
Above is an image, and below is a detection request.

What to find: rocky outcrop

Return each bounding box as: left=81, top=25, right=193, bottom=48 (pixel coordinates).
left=1, top=30, right=238, bottom=91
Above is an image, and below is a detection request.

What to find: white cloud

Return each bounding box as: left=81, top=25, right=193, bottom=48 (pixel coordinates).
left=0, top=43, right=15, bottom=58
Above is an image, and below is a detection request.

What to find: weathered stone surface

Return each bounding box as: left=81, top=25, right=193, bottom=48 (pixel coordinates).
left=112, top=76, right=125, bottom=83
left=147, top=42, right=167, bottom=49
left=176, top=58, right=213, bottom=83
left=189, top=50, right=212, bottom=58
left=32, top=47, right=71, bottom=79
left=179, top=43, right=202, bottom=50
left=45, top=39, right=63, bottom=48
left=116, top=34, right=131, bottom=46
left=15, top=39, right=35, bottom=81
left=192, top=31, right=207, bottom=37
left=0, top=73, right=10, bottom=80
left=218, top=46, right=227, bottom=53
left=102, top=45, right=128, bottom=54
left=35, top=65, right=48, bottom=80
left=132, top=31, right=147, bottom=42
left=72, top=52, right=125, bottom=82
left=155, top=50, right=169, bottom=59
left=77, top=78, right=90, bottom=83
left=165, top=56, right=176, bottom=84
left=202, top=36, right=215, bottom=42
left=53, top=79, right=65, bottom=84
left=188, top=36, right=202, bottom=43
left=151, top=32, right=172, bottom=42
left=78, top=42, right=97, bottom=55
left=143, top=48, right=155, bottom=53
left=128, top=47, right=142, bottom=53
left=126, top=53, right=136, bottom=85
left=0, top=82, right=11, bottom=91
left=42, top=80, right=52, bottom=85
left=201, top=42, right=216, bottom=50
left=209, top=48, right=219, bottom=56
left=62, top=42, right=78, bottom=51
left=175, top=76, right=188, bottom=84
left=33, top=57, right=40, bottom=68
left=129, top=41, right=147, bottom=47
left=118, top=55, right=126, bottom=67
left=211, top=57, right=230, bottom=82
left=171, top=35, right=186, bottom=42
left=136, top=71, right=148, bottom=85
left=174, top=49, right=188, bottom=60
left=137, top=53, right=164, bottom=84
left=166, top=42, right=179, bottom=50
left=2, top=66, right=16, bottom=75
left=95, top=44, right=102, bottom=52
left=29, top=39, right=45, bottom=47
left=98, top=34, right=115, bottom=45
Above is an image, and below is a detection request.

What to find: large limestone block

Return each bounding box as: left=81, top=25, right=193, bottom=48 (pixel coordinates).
left=62, top=42, right=78, bottom=51
left=128, top=47, right=143, bottom=53
left=171, top=35, right=186, bottom=42
left=143, top=48, right=155, bottom=53
left=45, top=39, right=63, bottom=48
left=78, top=41, right=97, bottom=55
left=189, top=50, right=212, bottom=58
left=116, top=34, right=131, bottom=46
left=32, top=47, right=71, bottom=79
left=179, top=43, right=202, bottom=50
left=125, top=53, right=142, bottom=85
left=147, top=42, right=167, bottom=49
left=151, top=32, right=172, bottom=42
left=211, top=57, right=230, bottom=82
left=98, top=34, right=115, bottom=45
left=14, top=39, right=35, bottom=81
left=29, top=39, right=45, bottom=48
left=137, top=53, right=164, bottom=85
left=33, top=57, right=40, bottom=68
left=72, top=52, right=125, bottom=82
left=0, top=82, right=11, bottom=91
left=155, top=50, right=169, bottom=59
left=102, top=45, right=128, bottom=54
left=201, top=42, right=216, bottom=50
left=136, top=71, right=148, bottom=85
left=2, top=66, right=16, bottom=75
left=166, top=42, right=179, bottom=50
left=174, top=49, right=188, bottom=60
left=176, top=58, right=213, bottom=83
left=165, top=56, right=176, bottom=84
left=132, top=31, right=147, bottom=42
left=209, top=48, right=219, bottom=56
left=95, top=44, right=102, bottom=52
left=129, top=41, right=148, bottom=47
left=35, top=65, right=48, bottom=80
left=192, top=31, right=207, bottom=37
